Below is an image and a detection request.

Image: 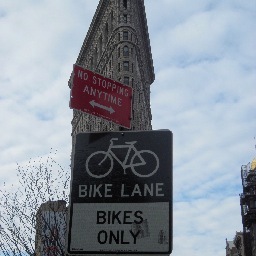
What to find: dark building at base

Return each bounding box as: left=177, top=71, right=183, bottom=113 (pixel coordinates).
left=240, top=159, right=256, bottom=256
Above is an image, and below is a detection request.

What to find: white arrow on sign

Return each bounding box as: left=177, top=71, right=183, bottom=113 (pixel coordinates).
left=89, top=100, right=115, bottom=114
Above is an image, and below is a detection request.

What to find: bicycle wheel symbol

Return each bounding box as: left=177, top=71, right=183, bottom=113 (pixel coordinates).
left=85, top=151, right=113, bottom=178
left=130, top=150, right=159, bottom=178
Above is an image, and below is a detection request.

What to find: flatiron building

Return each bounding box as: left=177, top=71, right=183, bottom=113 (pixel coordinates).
left=70, top=0, right=155, bottom=136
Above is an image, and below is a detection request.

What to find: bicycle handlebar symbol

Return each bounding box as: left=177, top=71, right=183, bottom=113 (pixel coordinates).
left=85, top=138, right=159, bottom=178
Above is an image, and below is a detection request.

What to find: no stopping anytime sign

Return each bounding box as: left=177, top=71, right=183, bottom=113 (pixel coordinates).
left=67, top=130, right=173, bottom=254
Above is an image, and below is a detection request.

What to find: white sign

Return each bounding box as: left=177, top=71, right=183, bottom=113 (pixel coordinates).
left=70, top=203, right=169, bottom=253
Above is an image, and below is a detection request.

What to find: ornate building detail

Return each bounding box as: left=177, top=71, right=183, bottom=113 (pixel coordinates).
left=70, top=0, right=155, bottom=137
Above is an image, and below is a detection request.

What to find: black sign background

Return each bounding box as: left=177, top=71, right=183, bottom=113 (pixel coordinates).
left=70, top=130, right=172, bottom=203
left=68, top=130, right=173, bottom=254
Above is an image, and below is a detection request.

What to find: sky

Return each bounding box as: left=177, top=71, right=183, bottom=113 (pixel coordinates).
left=0, top=0, right=255, bottom=255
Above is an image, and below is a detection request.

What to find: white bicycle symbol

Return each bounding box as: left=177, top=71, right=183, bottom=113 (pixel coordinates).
left=85, top=138, right=159, bottom=178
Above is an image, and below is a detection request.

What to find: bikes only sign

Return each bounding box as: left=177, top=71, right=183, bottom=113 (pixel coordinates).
left=67, top=130, right=173, bottom=254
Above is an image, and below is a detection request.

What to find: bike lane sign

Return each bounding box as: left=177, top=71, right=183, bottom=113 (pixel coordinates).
left=67, top=130, right=173, bottom=255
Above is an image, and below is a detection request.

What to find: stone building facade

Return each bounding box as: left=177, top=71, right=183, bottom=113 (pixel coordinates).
left=226, top=159, right=256, bottom=256
left=226, top=238, right=240, bottom=256
left=35, top=200, right=67, bottom=256
left=70, top=0, right=155, bottom=136
left=233, top=231, right=246, bottom=256
left=240, top=159, right=256, bottom=256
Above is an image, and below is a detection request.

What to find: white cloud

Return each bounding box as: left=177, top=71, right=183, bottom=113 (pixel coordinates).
left=173, top=196, right=243, bottom=252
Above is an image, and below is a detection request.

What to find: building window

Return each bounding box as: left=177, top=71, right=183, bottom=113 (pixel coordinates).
left=132, top=63, right=134, bottom=73
left=123, top=61, right=129, bottom=71
left=118, top=63, right=121, bottom=72
left=123, top=0, right=127, bottom=9
left=110, top=11, right=114, bottom=31
left=90, top=58, right=93, bottom=69
left=124, top=76, right=129, bottom=85
left=118, top=47, right=120, bottom=57
left=123, top=31, right=128, bottom=40
left=123, top=46, right=129, bottom=56
left=118, top=33, right=121, bottom=41
left=123, top=14, right=127, bottom=23
left=98, top=35, right=102, bottom=57
left=105, top=23, right=109, bottom=43
left=94, top=47, right=98, bottom=64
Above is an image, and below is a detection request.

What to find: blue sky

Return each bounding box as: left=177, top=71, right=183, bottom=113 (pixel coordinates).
left=0, top=0, right=255, bottom=255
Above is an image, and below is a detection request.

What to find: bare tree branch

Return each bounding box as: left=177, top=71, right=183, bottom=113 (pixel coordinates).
left=0, top=150, right=70, bottom=256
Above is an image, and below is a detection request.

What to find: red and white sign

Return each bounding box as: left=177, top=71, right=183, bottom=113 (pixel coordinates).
left=70, top=65, right=133, bottom=129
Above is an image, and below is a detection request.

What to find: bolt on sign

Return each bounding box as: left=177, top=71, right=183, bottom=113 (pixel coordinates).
left=67, top=130, right=173, bottom=255
left=70, top=65, right=133, bottom=129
